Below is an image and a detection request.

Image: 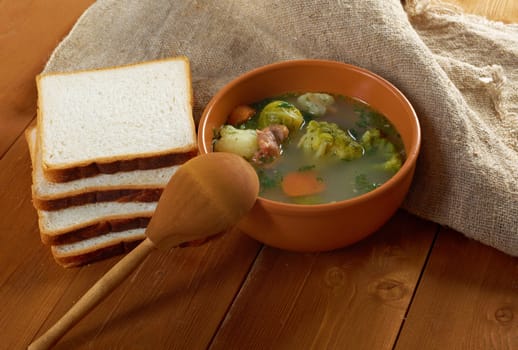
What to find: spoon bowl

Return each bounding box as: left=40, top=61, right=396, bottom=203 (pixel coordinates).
left=147, top=152, right=260, bottom=249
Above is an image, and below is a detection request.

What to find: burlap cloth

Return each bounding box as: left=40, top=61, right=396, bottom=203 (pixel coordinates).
left=42, top=0, right=518, bottom=256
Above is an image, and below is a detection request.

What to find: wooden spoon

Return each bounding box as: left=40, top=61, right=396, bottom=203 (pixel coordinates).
left=29, top=152, right=259, bottom=350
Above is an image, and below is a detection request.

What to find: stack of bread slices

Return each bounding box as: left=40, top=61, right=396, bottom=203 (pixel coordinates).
left=26, top=56, right=198, bottom=268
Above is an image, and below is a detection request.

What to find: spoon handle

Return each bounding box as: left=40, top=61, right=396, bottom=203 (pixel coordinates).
left=28, top=237, right=156, bottom=350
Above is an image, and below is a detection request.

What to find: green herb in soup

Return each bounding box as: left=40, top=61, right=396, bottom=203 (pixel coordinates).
left=213, top=92, right=405, bottom=204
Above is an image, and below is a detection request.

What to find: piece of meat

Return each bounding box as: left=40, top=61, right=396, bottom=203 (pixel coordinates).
left=267, top=124, right=289, bottom=142
left=251, top=124, right=289, bottom=164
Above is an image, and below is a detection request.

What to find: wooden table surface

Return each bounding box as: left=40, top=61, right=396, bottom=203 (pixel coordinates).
left=1, top=1, right=517, bottom=349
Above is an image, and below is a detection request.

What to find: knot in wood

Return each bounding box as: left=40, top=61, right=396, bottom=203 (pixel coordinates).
left=324, top=266, right=346, bottom=288
left=371, top=279, right=406, bottom=301
left=494, top=307, right=514, bottom=324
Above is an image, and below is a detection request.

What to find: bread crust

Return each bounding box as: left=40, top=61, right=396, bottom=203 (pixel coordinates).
left=33, top=188, right=163, bottom=211
left=41, top=150, right=197, bottom=183
left=52, top=233, right=217, bottom=268
left=52, top=239, right=143, bottom=268
left=41, top=216, right=151, bottom=245
left=25, top=127, right=175, bottom=208
left=37, top=55, right=191, bottom=84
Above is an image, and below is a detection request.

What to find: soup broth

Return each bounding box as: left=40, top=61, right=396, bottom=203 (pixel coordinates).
left=215, top=93, right=405, bottom=205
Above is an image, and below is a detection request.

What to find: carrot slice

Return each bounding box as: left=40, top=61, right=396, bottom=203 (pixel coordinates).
left=227, top=105, right=256, bottom=126
left=281, top=171, right=326, bottom=197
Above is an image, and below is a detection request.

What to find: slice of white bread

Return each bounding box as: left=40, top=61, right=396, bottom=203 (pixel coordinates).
left=25, top=126, right=179, bottom=210
left=51, top=228, right=146, bottom=268
left=38, top=201, right=157, bottom=245
left=36, top=56, right=197, bottom=182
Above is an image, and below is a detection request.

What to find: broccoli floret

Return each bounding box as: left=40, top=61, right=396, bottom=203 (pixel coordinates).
left=296, top=93, right=335, bottom=117
left=383, top=154, right=403, bottom=173
left=297, top=120, right=363, bottom=160
left=257, top=100, right=304, bottom=131
left=213, top=125, right=258, bottom=160
left=361, top=128, right=402, bottom=173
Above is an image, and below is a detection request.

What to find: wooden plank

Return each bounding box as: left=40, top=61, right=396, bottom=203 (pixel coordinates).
left=32, top=230, right=261, bottom=349
left=0, top=0, right=95, bottom=157
left=395, top=229, right=518, bottom=350
left=0, top=130, right=48, bottom=285
left=210, top=211, right=437, bottom=349
left=445, top=0, right=518, bottom=23
left=0, top=254, right=109, bottom=349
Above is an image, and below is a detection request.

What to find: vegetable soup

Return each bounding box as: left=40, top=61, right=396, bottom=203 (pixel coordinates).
left=214, top=92, right=405, bottom=205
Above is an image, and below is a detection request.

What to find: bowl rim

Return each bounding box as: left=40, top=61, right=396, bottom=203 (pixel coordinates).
left=198, top=59, right=421, bottom=214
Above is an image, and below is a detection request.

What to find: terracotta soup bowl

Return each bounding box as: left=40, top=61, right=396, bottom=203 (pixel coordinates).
left=198, top=59, right=421, bottom=252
